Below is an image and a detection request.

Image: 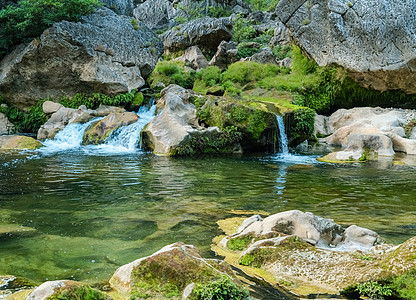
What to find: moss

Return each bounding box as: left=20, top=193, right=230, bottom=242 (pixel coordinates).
left=227, top=235, right=253, bottom=251
left=148, top=61, right=195, bottom=91
left=190, top=275, right=249, bottom=300
left=48, top=285, right=111, bottom=300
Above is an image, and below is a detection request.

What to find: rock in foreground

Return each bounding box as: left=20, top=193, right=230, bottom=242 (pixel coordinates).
left=276, top=0, right=416, bottom=94
left=0, top=8, right=163, bottom=109
left=0, top=135, right=42, bottom=150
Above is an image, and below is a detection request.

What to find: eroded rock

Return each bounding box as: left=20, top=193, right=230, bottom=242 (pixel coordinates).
left=0, top=135, right=42, bottom=150
left=175, top=46, right=209, bottom=70
left=209, top=40, right=238, bottom=70
left=275, top=0, right=416, bottom=94
left=0, top=8, right=163, bottom=109
left=0, top=112, right=15, bottom=135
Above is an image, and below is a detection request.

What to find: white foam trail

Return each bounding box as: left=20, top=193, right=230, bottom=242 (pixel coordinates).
left=276, top=115, right=289, bottom=154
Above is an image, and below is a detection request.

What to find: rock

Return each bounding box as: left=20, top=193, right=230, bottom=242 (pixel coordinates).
left=133, top=0, right=177, bottom=30
left=93, top=105, right=126, bottom=117
left=346, top=132, right=395, bottom=157
left=338, top=225, right=381, bottom=251
left=175, top=46, right=209, bottom=70
left=232, top=4, right=249, bottom=15
left=42, top=101, right=64, bottom=115
left=386, top=132, right=416, bottom=155
left=277, top=57, right=292, bottom=68
left=269, top=22, right=291, bottom=47
left=0, top=112, right=15, bottom=135
left=209, top=40, right=238, bottom=70
left=27, top=280, right=111, bottom=300
left=0, top=135, right=42, bottom=150
left=83, top=112, right=138, bottom=145
left=276, top=0, right=416, bottom=94
left=162, top=17, right=233, bottom=53
left=411, top=127, right=416, bottom=139
left=314, top=114, right=330, bottom=137
left=243, top=47, right=277, bottom=64
left=109, top=242, right=238, bottom=297
left=206, top=86, right=225, bottom=96
left=326, top=123, right=382, bottom=147
left=37, top=107, right=94, bottom=140
left=101, top=0, right=134, bottom=15
left=0, top=8, right=163, bottom=109
left=141, top=85, right=221, bottom=155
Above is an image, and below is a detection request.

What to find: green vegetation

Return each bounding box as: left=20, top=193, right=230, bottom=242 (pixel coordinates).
left=341, top=270, right=416, bottom=300
left=232, top=15, right=256, bottom=43
left=148, top=61, right=195, bottom=90
left=404, top=119, right=416, bottom=138
left=130, top=18, right=140, bottom=31
left=48, top=285, right=111, bottom=300
left=0, top=0, right=101, bottom=59
left=243, top=0, right=280, bottom=12
left=190, top=276, right=249, bottom=300
left=227, top=235, right=253, bottom=251
left=0, top=100, right=47, bottom=133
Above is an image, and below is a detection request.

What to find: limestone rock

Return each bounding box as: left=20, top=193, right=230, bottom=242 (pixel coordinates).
left=346, top=132, right=395, bottom=157
left=314, top=114, right=330, bottom=137
left=37, top=107, right=94, bottom=140
left=109, top=242, right=236, bottom=296
left=93, top=105, right=126, bottom=117
left=243, top=47, right=277, bottom=64
left=276, top=0, right=416, bottom=94
left=277, top=57, right=293, bottom=68
left=141, top=85, right=221, bottom=155
left=162, top=17, right=233, bottom=53
left=0, top=135, right=42, bottom=150
left=209, top=40, right=238, bottom=70
left=0, top=113, right=15, bottom=135
left=0, top=8, right=163, bottom=109
left=338, top=225, right=381, bottom=251
left=42, top=101, right=64, bottom=115
left=326, top=123, right=382, bottom=147
left=83, top=112, right=138, bottom=145
left=175, top=46, right=209, bottom=70
left=101, top=0, right=134, bottom=15
left=133, top=0, right=178, bottom=30
left=386, top=132, right=416, bottom=155
left=269, top=22, right=291, bottom=47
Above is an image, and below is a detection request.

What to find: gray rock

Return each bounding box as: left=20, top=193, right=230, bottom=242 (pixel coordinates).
left=346, top=132, right=395, bottom=157
left=175, top=46, right=209, bottom=70
left=93, top=104, right=126, bottom=117
left=141, top=85, right=221, bottom=155
left=276, top=0, right=416, bottom=94
left=338, top=225, right=382, bottom=251
left=209, top=40, right=238, bottom=69
left=0, top=8, right=163, bottom=109
left=162, top=17, right=233, bottom=53
left=232, top=5, right=249, bottom=15
left=277, top=57, right=293, bottom=68
left=0, top=135, right=42, bottom=150
left=42, top=101, right=64, bottom=115
left=133, top=0, right=178, bottom=30
left=0, top=113, right=14, bottom=135
left=314, top=114, right=330, bottom=137
left=243, top=47, right=277, bottom=64
left=386, top=132, right=416, bottom=155
left=269, top=22, right=291, bottom=47
left=101, top=0, right=134, bottom=15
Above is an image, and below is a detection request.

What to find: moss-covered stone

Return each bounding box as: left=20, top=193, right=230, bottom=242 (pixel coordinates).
left=0, top=135, right=42, bottom=150
left=48, top=284, right=111, bottom=300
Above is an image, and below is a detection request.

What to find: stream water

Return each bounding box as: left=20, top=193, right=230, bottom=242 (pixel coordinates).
left=0, top=107, right=415, bottom=286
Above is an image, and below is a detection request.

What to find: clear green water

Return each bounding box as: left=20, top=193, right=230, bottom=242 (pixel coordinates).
left=0, top=150, right=415, bottom=284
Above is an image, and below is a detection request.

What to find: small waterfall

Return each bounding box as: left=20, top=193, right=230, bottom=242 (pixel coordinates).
left=276, top=115, right=289, bottom=154
left=40, top=104, right=156, bottom=154
left=105, top=104, right=156, bottom=150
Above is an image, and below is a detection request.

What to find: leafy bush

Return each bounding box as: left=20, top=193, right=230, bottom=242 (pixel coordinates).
left=243, top=0, right=280, bottom=12
left=237, top=42, right=261, bottom=59
left=222, top=61, right=281, bottom=86
left=227, top=235, right=253, bottom=251
left=0, top=0, right=101, bottom=59
left=232, top=14, right=256, bottom=43
left=190, top=276, right=249, bottom=300
left=48, top=285, right=111, bottom=300
left=149, top=61, right=195, bottom=90
left=0, top=101, right=47, bottom=133
left=207, top=6, right=232, bottom=18
left=272, top=45, right=292, bottom=60
left=59, top=90, right=139, bottom=109
left=197, top=66, right=222, bottom=87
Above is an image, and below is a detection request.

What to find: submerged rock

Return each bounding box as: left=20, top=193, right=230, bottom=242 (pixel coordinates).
left=0, top=7, right=163, bottom=109
left=82, top=112, right=138, bottom=145
left=162, top=17, right=233, bottom=53
left=0, top=135, right=42, bottom=150
left=109, top=242, right=242, bottom=299
left=276, top=0, right=416, bottom=94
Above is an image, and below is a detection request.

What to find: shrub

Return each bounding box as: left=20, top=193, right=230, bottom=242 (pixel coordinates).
left=190, top=276, right=249, bottom=300
left=237, top=42, right=261, bottom=59
left=207, top=6, right=232, bottom=18
left=0, top=0, right=101, bottom=59
left=272, top=45, right=292, bottom=60
left=197, top=66, right=222, bottom=87
left=148, top=61, right=195, bottom=90
left=48, top=285, right=111, bottom=300
left=0, top=100, right=47, bottom=133
left=59, top=90, right=139, bottom=109
left=243, top=0, right=280, bottom=12
left=222, top=61, right=281, bottom=86
left=232, top=14, right=256, bottom=43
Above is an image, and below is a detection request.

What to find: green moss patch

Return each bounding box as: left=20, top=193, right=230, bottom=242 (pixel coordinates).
left=190, top=275, right=249, bottom=300
left=48, top=285, right=111, bottom=300
left=227, top=235, right=254, bottom=251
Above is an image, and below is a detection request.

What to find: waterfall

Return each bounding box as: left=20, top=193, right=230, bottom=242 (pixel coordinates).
left=40, top=104, right=156, bottom=155
left=276, top=115, right=289, bottom=154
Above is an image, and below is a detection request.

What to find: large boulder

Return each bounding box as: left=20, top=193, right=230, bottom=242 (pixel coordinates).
left=141, top=85, right=221, bottom=155
left=42, top=101, right=64, bottom=115
left=0, top=8, right=163, bottom=109
left=161, top=17, right=233, bottom=53
left=101, top=0, right=134, bottom=16
left=82, top=112, right=138, bottom=145
left=0, top=112, right=15, bottom=135
left=0, top=135, right=42, bottom=150
left=242, top=47, right=277, bottom=64
left=109, top=242, right=240, bottom=298
left=276, top=0, right=416, bottom=94
left=209, top=40, right=238, bottom=70
left=133, top=0, right=178, bottom=30
left=175, top=46, right=209, bottom=70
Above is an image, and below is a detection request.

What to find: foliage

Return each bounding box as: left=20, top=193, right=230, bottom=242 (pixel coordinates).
left=48, top=285, right=111, bottom=300
left=227, top=235, right=253, bottom=251
left=176, top=3, right=202, bottom=21
left=272, top=45, right=292, bottom=60
left=59, top=90, right=139, bottom=109
left=0, top=0, right=101, bottom=59
left=0, top=100, right=47, bottom=133
left=190, top=276, right=249, bottom=300
left=197, top=66, right=222, bottom=87
left=222, top=61, right=281, bottom=86
left=232, top=14, right=256, bottom=43
left=171, top=126, right=243, bottom=156
left=149, top=61, right=195, bottom=90
left=291, top=108, right=315, bottom=138
left=242, top=0, right=280, bottom=12
left=404, top=120, right=416, bottom=138
left=130, top=18, right=140, bottom=30
left=390, top=270, right=416, bottom=300
left=237, top=42, right=261, bottom=59
left=207, top=6, right=232, bottom=18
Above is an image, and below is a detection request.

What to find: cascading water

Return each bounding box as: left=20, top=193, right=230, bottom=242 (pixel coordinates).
left=276, top=115, right=289, bottom=154
left=40, top=104, right=156, bottom=155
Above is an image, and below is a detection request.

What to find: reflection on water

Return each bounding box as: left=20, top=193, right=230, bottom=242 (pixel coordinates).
left=0, top=150, right=415, bottom=283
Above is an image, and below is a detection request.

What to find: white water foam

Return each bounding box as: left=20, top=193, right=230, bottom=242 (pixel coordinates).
left=276, top=115, right=289, bottom=154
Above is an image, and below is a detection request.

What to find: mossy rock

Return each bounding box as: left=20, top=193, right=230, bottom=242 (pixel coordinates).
left=0, top=135, right=42, bottom=150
